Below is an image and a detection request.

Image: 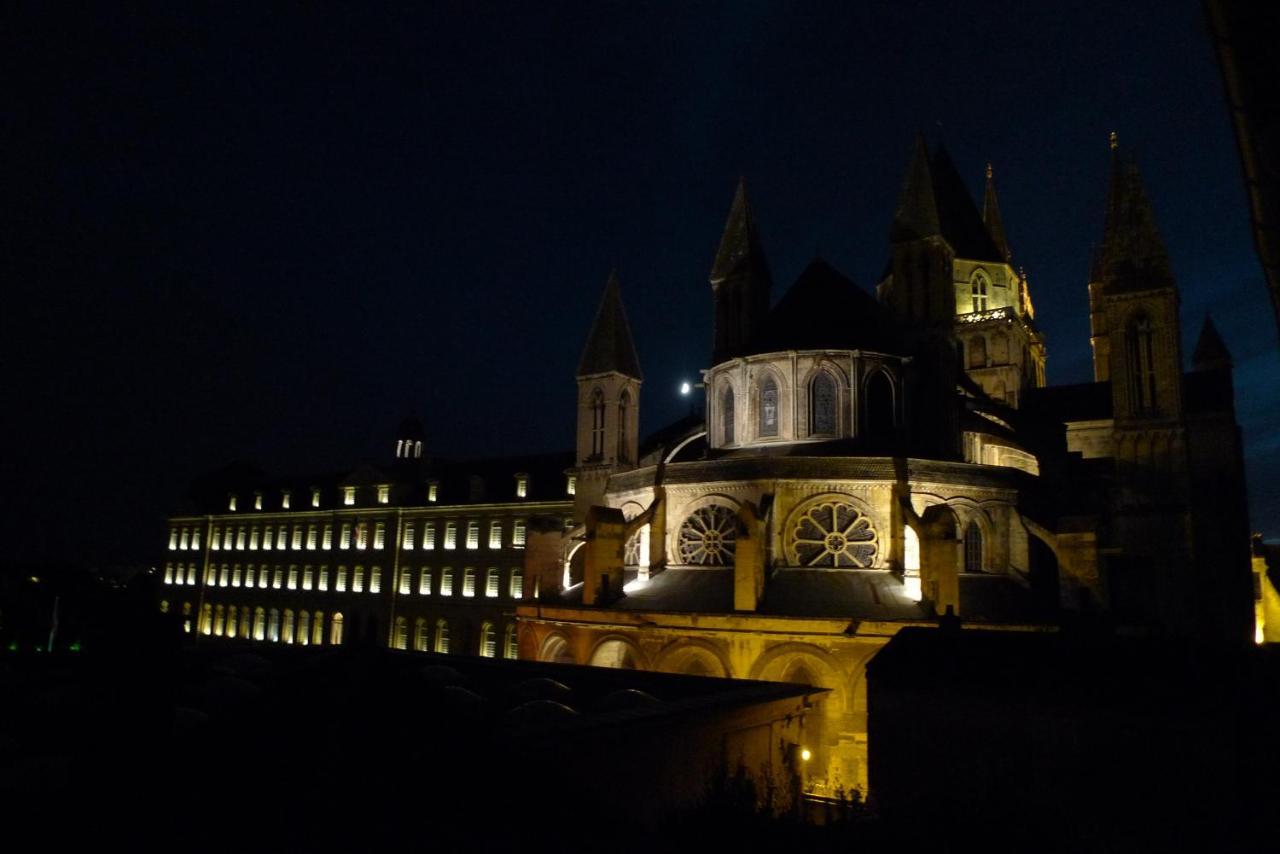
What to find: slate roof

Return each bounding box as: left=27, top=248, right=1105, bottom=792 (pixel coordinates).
left=890, top=135, right=1004, bottom=263
left=748, top=258, right=903, bottom=354
left=577, top=271, right=643, bottom=379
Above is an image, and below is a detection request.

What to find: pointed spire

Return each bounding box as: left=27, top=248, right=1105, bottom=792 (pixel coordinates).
left=1096, top=138, right=1174, bottom=293
left=577, top=270, right=643, bottom=380
left=710, top=177, right=770, bottom=286
left=891, top=132, right=941, bottom=242
left=982, top=162, right=1012, bottom=262
left=1192, top=314, right=1232, bottom=371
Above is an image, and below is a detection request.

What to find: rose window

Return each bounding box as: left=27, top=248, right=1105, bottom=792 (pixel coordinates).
left=677, top=505, right=737, bottom=566
left=786, top=500, right=878, bottom=568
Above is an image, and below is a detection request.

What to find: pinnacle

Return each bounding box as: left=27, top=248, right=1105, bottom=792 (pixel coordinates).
left=577, top=271, right=643, bottom=380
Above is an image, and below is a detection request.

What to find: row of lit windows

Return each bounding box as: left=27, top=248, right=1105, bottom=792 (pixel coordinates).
left=195, top=602, right=344, bottom=645
left=163, top=562, right=523, bottom=599
left=173, top=519, right=528, bottom=553
left=224, top=473, right=550, bottom=514
left=391, top=616, right=518, bottom=659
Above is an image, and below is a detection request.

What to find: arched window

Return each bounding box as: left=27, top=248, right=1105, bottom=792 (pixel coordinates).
left=968, top=336, right=987, bottom=368
left=722, top=385, right=736, bottom=445
left=964, top=520, right=984, bottom=573
left=330, top=612, right=344, bottom=646
left=225, top=605, right=237, bottom=635
left=479, top=621, right=496, bottom=657
left=863, top=370, right=895, bottom=438
left=810, top=373, right=837, bottom=435
left=759, top=376, right=779, bottom=438
left=462, top=567, right=476, bottom=597
left=282, top=609, right=295, bottom=644
left=353, top=566, right=364, bottom=593
left=590, top=388, right=605, bottom=458
left=268, top=609, right=280, bottom=643
left=503, top=623, right=518, bottom=659
left=414, top=440, right=422, bottom=458
left=971, top=271, right=990, bottom=312
left=1126, top=313, right=1158, bottom=413
left=414, top=618, right=428, bottom=652
left=200, top=603, right=213, bottom=635
left=253, top=607, right=266, bottom=640
left=618, top=390, right=631, bottom=463
left=297, top=610, right=311, bottom=646
left=312, top=611, right=325, bottom=645
left=214, top=604, right=225, bottom=636
left=393, top=616, right=408, bottom=650
left=434, top=619, right=450, bottom=654
left=509, top=567, right=523, bottom=599
left=485, top=567, right=500, bottom=597
left=239, top=606, right=251, bottom=638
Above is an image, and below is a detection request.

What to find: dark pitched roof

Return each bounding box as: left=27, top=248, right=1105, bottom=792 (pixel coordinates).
left=1095, top=143, right=1175, bottom=294
left=1192, top=314, right=1232, bottom=370
left=929, top=144, right=1005, bottom=262
left=709, top=177, right=772, bottom=288
left=750, top=258, right=903, bottom=353
left=577, top=271, right=643, bottom=379
left=982, top=163, right=1012, bottom=262
left=890, top=133, right=941, bottom=243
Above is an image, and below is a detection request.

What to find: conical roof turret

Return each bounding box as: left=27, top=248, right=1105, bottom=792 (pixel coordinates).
left=1095, top=135, right=1174, bottom=293
left=1192, top=314, right=1232, bottom=371
left=890, top=133, right=941, bottom=243
left=710, top=177, right=772, bottom=288
left=577, top=271, right=643, bottom=380
left=983, top=163, right=1012, bottom=262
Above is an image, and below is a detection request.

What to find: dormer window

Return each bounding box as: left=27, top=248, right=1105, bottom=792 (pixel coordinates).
left=566, top=475, right=576, bottom=496
left=343, top=486, right=356, bottom=506
left=515, top=474, right=529, bottom=499
left=254, top=493, right=263, bottom=511
left=427, top=481, right=439, bottom=503
left=228, top=494, right=238, bottom=512
left=281, top=491, right=291, bottom=510
left=311, top=488, right=321, bottom=508
left=377, top=485, right=390, bottom=505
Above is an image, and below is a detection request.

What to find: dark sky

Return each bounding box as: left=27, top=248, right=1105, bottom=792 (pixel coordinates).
left=3, top=1, right=1276, bottom=567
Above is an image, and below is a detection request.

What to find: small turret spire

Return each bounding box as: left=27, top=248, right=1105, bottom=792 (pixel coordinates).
left=890, top=132, right=941, bottom=243
left=577, top=270, right=643, bottom=380
left=710, top=177, right=772, bottom=364
left=1192, top=314, right=1232, bottom=371
left=1095, top=142, right=1174, bottom=293
left=982, top=161, right=1012, bottom=262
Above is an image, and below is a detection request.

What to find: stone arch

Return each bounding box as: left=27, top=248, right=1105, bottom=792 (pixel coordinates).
left=751, top=363, right=788, bottom=441
left=781, top=492, right=881, bottom=568
left=968, top=334, right=988, bottom=368
left=862, top=367, right=896, bottom=438
left=920, top=504, right=962, bottom=615
left=654, top=638, right=732, bottom=678
left=749, top=642, right=847, bottom=708
left=538, top=632, right=575, bottom=664
left=587, top=635, right=647, bottom=670
left=800, top=361, right=848, bottom=438
left=672, top=494, right=741, bottom=567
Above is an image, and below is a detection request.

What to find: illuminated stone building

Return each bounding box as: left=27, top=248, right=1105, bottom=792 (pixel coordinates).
left=157, top=134, right=1251, bottom=801
left=516, top=136, right=1253, bottom=797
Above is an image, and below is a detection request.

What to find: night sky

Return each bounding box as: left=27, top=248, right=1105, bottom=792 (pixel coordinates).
left=4, top=1, right=1276, bottom=567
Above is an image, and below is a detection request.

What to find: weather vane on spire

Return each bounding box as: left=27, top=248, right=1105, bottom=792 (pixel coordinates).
left=1109, top=130, right=1118, bottom=150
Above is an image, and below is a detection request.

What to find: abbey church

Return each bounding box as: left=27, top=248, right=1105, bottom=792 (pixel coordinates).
left=161, top=135, right=1253, bottom=799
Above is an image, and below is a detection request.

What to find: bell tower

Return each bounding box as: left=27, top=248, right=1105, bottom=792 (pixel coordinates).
left=710, top=178, right=772, bottom=365
left=573, top=271, right=643, bottom=521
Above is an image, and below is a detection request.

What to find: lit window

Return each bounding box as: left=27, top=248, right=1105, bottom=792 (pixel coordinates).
left=200, top=604, right=213, bottom=635
left=567, top=475, right=576, bottom=496
left=287, top=566, right=298, bottom=590
left=254, top=493, right=263, bottom=511
left=258, top=565, right=269, bottom=589
left=232, top=565, right=242, bottom=587
left=249, top=526, right=259, bottom=550
left=210, top=526, right=220, bottom=551
left=312, top=611, right=325, bottom=645
left=307, top=525, right=317, bottom=550
left=169, top=529, right=178, bottom=550
left=434, top=619, right=449, bottom=654
left=485, top=567, right=499, bottom=597
left=205, top=565, right=217, bottom=586
left=513, top=520, right=526, bottom=548
left=504, top=623, right=518, bottom=659
left=180, top=528, right=190, bottom=550
left=186, top=565, right=196, bottom=585
left=370, top=566, right=381, bottom=593
left=267, top=608, right=280, bottom=643
left=283, top=609, right=295, bottom=644
left=466, top=520, right=479, bottom=550
left=236, top=527, right=246, bottom=550
left=298, top=611, right=311, bottom=646
left=303, top=565, right=313, bottom=590
left=515, top=474, right=529, bottom=499
left=414, top=618, right=429, bottom=651
left=427, top=482, right=438, bottom=502
left=164, top=563, right=173, bottom=584
left=419, top=567, right=432, bottom=595
left=488, top=521, right=502, bottom=549
left=245, top=565, right=256, bottom=587
left=159, top=599, right=169, bottom=614
left=330, top=613, right=344, bottom=645
left=440, top=567, right=453, bottom=596
left=281, top=491, right=291, bottom=510
left=318, top=566, right=329, bottom=591
left=311, top=488, right=321, bottom=508
left=340, top=523, right=352, bottom=549
left=423, top=523, right=436, bottom=550
left=343, top=486, right=356, bottom=506
left=262, top=525, right=272, bottom=551
left=291, top=525, right=303, bottom=550
left=462, top=567, right=476, bottom=597
left=353, top=566, right=365, bottom=593
left=336, top=566, right=348, bottom=592
left=191, top=528, right=201, bottom=550
left=253, top=607, right=266, bottom=640
left=272, top=567, right=283, bottom=589
left=972, top=271, right=990, bottom=312
left=444, top=522, right=457, bottom=550
left=377, top=485, right=390, bottom=504
left=276, top=525, right=287, bottom=550
left=479, top=621, right=496, bottom=657
left=356, top=522, right=368, bottom=551
left=509, top=567, right=523, bottom=599
left=393, top=617, right=408, bottom=650
left=398, top=568, right=411, bottom=595
left=229, top=495, right=238, bottom=512
left=223, top=528, right=233, bottom=550
left=759, top=376, right=779, bottom=438
left=402, top=523, right=415, bottom=550
left=322, top=523, right=333, bottom=550
left=374, top=522, right=386, bottom=550
left=183, top=620, right=191, bottom=634
left=217, top=564, right=228, bottom=586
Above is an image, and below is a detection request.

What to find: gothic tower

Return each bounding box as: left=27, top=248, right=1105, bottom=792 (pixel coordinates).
left=710, top=178, right=772, bottom=365
left=882, top=133, right=957, bottom=328
left=574, top=271, right=642, bottom=521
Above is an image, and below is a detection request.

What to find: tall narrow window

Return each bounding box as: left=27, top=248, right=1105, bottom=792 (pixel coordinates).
left=393, top=617, right=408, bottom=650
left=427, top=482, right=438, bottom=502
left=318, top=566, right=329, bottom=591
left=566, top=475, right=576, bottom=496
left=169, top=529, right=179, bottom=550
left=466, top=520, right=479, bottom=549
left=419, top=567, right=432, bottom=595
left=513, top=520, right=526, bottom=548
left=485, top=567, right=499, bottom=597
left=306, top=525, right=317, bottom=550
left=186, top=565, right=197, bottom=585
left=503, top=623, right=519, bottom=659
left=590, top=389, right=605, bottom=458
left=312, top=611, right=324, bottom=645
left=281, top=491, right=291, bottom=510
left=322, top=523, right=333, bottom=550
left=444, top=522, right=457, bottom=550
left=219, top=564, right=229, bottom=586
left=191, top=529, right=201, bottom=550
left=759, top=377, right=779, bottom=438
left=488, top=520, right=502, bottom=549
left=722, top=386, right=736, bottom=445
left=515, top=474, right=529, bottom=498
left=291, top=525, right=303, bottom=551
left=374, top=522, right=386, bottom=550
left=179, top=528, right=190, bottom=550
left=214, top=605, right=225, bottom=636
left=423, top=522, right=436, bottom=550
left=272, top=566, right=283, bottom=589
left=311, top=488, right=321, bottom=508
left=232, top=564, right=242, bottom=587
left=245, top=565, right=256, bottom=588
left=370, top=566, right=381, bottom=593
left=287, top=566, right=298, bottom=590
left=340, top=523, right=351, bottom=549
left=414, top=618, right=429, bottom=652
left=237, top=527, right=247, bottom=550
left=282, top=609, right=295, bottom=644
left=343, top=487, right=356, bottom=506
left=440, top=567, right=454, bottom=596
left=336, top=565, right=348, bottom=592
left=1127, top=314, right=1158, bottom=414
left=434, top=619, right=450, bottom=654
left=275, top=525, right=287, bottom=550
left=353, top=566, right=365, bottom=593
left=617, top=391, right=631, bottom=463
left=356, top=522, right=368, bottom=550
left=964, top=520, right=984, bottom=573
left=249, top=526, right=259, bottom=550
left=402, top=523, right=415, bottom=550
left=223, top=527, right=234, bottom=550
left=811, top=373, right=837, bottom=435
left=330, top=612, right=344, bottom=645
left=164, top=564, right=174, bottom=584
left=254, top=493, right=263, bottom=511
left=399, top=567, right=412, bottom=594
left=377, top=485, right=390, bottom=504
left=509, top=567, right=524, bottom=599
left=863, top=370, right=895, bottom=438
left=302, top=565, right=313, bottom=590
left=253, top=607, right=266, bottom=641
left=267, top=609, right=280, bottom=643
left=228, top=495, right=238, bottom=512
left=210, top=526, right=220, bottom=551
left=462, top=567, right=476, bottom=597
left=479, top=622, right=496, bottom=658
left=971, top=271, right=990, bottom=312
left=298, top=611, right=311, bottom=646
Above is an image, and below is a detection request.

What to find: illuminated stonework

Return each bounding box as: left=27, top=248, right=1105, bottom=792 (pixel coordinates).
left=677, top=505, right=737, bottom=566
left=784, top=498, right=878, bottom=568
